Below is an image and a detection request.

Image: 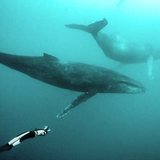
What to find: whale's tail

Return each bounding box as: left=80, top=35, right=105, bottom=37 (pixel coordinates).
left=65, top=18, right=108, bottom=36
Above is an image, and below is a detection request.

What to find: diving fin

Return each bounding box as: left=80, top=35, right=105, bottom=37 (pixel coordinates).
left=0, top=144, right=12, bottom=152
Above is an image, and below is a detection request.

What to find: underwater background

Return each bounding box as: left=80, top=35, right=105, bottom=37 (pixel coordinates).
left=0, top=0, right=160, bottom=159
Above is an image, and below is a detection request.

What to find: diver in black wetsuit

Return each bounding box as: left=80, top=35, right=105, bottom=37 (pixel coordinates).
left=0, top=126, right=51, bottom=152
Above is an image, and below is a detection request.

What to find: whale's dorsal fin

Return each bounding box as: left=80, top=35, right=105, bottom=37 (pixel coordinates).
left=43, top=53, right=59, bottom=61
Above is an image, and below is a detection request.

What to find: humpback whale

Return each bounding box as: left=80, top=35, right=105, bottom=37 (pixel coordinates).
left=65, top=19, right=160, bottom=78
left=0, top=52, right=145, bottom=118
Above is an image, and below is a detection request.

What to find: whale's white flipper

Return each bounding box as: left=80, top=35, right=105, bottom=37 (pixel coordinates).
left=147, top=55, right=154, bottom=80
left=56, top=92, right=96, bottom=118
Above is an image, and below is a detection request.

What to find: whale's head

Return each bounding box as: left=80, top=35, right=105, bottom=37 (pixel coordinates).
left=107, top=75, right=145, bottom=94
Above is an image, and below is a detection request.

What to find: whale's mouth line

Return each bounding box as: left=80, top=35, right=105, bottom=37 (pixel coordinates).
left=117, top=81, right=145, bottom=93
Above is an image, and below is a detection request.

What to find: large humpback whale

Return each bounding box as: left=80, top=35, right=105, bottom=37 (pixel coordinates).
left=0, top=52, right=145, bottom=118
left=65, top=19, right=160, bottom=78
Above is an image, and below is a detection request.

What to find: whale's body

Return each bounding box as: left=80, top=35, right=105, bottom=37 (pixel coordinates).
left=65, top=19, right=160, bottom=64
left=0, top=52, right=145, bottom=117
left=65, top=19, right=160, bottom=79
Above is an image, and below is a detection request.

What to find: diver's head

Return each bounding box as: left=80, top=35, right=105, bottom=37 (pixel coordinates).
left=35, top=126, right=51, bottom=136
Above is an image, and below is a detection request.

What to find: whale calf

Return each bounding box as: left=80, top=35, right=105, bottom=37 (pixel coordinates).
left=65, top=19, right=160, bottom=78
left=0, top=52, right=145, bottom=118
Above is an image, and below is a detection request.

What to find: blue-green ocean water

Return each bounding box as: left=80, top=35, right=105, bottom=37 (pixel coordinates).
left=0, top=0, right=160, bottom=159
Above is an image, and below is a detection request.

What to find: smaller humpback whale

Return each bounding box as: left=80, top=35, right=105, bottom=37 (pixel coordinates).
left=65, top=19, right=160, bottom=79
left=0, top=52, right=145, bottom=118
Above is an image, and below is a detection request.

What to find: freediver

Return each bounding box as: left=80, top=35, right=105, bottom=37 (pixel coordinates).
left=0, top=126, right=51, bottom=152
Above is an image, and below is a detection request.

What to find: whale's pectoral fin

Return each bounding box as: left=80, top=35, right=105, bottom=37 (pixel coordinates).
left=56, top=92, right=97, bottom=119
left=147, top=55, right=154, bottom=80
